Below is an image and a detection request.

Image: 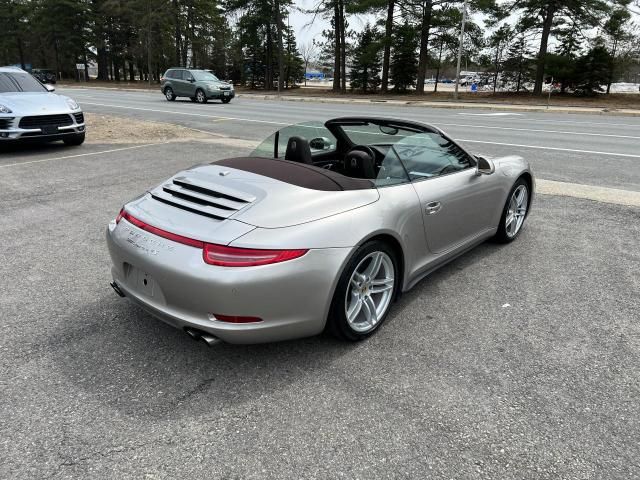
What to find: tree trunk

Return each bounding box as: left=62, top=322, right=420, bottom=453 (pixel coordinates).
left=266, top=25, right=273, bottom=90
left=493, top=43, right=500, bottom=93
left=339, top=0, right=346, bottom=92
left=333, top=0, right=341, bottom=92
left=534, top=3, right=556, bottom=95
left=415, top=0, right=433, bottom=94
left=606, top=39, right=618, bottom=94
left=173, top=0, right=181, bottom=66
left=434, top=39, right=443, bottom=93
left=97, top=46, right=108, bottom=80
left=275, top=0, right=284, bottom=92
left=16, top=37, right=25, bottom=70
left=381, top=0, right=394, bottom=92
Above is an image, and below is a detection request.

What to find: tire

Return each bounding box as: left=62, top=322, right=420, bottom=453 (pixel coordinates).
left=327, top=240, right=399, bottom=341
left=493, top=178, right=530, bottom=243
left=221, top=97, right=231, bottom=104
left=63, top=132, right=85, bottom=146
left=164, top=87, right=176, bottom=101
left=195, top=89, right=207, bottom=104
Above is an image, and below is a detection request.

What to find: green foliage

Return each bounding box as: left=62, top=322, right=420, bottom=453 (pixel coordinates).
left=574, top=43, right=613, bottom=95
left=350, top=24, right=382, bottom=93
left=390, top=23, right=417, bottom=93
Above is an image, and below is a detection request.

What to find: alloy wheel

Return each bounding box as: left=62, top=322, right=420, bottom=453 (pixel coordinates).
left=505, top=185, right=528, bottom=238
left=345, top=251, right=395, bottom=333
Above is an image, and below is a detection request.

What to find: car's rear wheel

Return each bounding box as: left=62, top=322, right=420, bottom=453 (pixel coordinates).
left=164, top=87, right=176, bottom=101
left=221, top=97, right=231, bottom=104
left=328, top=240, right=398, bottom=341
left=63, top=132, right=85, bottom=146
left=494, top=178, right=530, bottom=243
left=195, top=89, right=207, bottom=104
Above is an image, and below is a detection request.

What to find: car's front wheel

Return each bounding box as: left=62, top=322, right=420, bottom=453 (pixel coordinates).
left=63, top=132, right=85, bottom=146
left=221, top=97, right=231, bottom=104
left=195, top=89, right=207, bottom=104
left=164, top=87, right=176, bottom=101
left=494, top=178, right=530, bottom=243
left=328, top=240, right=399, bottom=341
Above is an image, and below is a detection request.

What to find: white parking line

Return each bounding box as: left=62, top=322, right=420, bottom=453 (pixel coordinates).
left=455, top=139, right=640, bottom=158
left=0, top=143, right=164, bottom=169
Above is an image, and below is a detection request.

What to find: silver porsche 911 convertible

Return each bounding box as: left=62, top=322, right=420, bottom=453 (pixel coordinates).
left=107, top=117, right=533, bottom=344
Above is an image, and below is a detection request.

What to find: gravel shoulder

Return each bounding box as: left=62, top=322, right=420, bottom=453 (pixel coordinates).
left=84, top=113, right=213, bottom=144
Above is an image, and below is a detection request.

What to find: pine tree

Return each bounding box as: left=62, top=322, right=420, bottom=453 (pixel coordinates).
left=390, top=23, right=417, bottom=93
left=350, top=24, right=382, bottom=93
left=502, top=33, right=534, bottom=92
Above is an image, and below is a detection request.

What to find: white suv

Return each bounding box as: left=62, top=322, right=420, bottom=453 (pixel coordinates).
left=0, top=67, right=85, bottom=145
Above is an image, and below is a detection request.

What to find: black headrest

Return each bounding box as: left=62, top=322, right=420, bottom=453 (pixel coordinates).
left=284, top=136, right=313, bottom=164
left=344, top=150, right=376, bottom=179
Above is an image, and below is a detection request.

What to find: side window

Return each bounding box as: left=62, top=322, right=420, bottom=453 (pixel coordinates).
left=184, top=70, right=194, bottom=82
left=394, top=133, right=474, bottom=180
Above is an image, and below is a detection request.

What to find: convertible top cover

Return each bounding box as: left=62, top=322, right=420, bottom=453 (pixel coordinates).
left=216, top=157, right=375, bottom=191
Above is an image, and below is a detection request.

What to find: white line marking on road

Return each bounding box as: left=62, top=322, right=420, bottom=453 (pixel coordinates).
left=458, top=113, right=524, bottom=116
left=440, top=123, right=640, bottom=140
left=79, top=101, right=289, bottom=126
left=455, top=139, right=640, bottom=158
left=0, top=143, right=164, bottom=169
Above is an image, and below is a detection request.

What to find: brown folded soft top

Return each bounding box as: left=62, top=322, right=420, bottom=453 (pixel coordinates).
left=215, top=157, right=375, bottom=191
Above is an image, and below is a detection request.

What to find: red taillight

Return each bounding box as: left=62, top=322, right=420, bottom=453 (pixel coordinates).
left=118, top=211, right=308, bottom=266
left=212, top=314, right=263, bottom=323
left=203, top=243, right=308, bottom=267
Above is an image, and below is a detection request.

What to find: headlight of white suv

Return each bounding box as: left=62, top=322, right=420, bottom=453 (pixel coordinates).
left=208, top=84, right=220, bottom=91
left=0, top=104, right=12, bottom=114
left=66, top=98, right=79, bottom=110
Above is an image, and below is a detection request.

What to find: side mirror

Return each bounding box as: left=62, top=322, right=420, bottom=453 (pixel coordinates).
left=309, top=137, right=332, bottom=150
left=44, top=84, right=55, bottom=92
left=476, top=156, right=495, bottom=175
left=188, top=77, right=195, bottom=83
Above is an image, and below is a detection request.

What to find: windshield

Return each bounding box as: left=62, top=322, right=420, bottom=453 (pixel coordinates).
left=338, top=122, right=419, bottom=146
left=192, top=71, right=219, bottom=82
left=0, top=72, right=47, bottom=93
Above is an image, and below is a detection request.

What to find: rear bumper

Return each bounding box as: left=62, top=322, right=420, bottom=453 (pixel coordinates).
left=106, top=218, right=351, bottom=344
left=208, top=90, right=235, bottom=100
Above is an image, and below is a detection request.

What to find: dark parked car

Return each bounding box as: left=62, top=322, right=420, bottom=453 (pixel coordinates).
left=32, top=68, right=57, bottom=84
left=160, top=68, right=235, bottom=104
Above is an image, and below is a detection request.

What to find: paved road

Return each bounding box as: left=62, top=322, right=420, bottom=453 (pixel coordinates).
left=1, top=94, right=639, bottom=479
left=61, top=87, right=640, bottom=191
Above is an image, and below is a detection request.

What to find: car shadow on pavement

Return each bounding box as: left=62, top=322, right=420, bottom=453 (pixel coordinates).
left=0, top=141, right=83, bottom=156
left=48, top=294, right=356, bottom=420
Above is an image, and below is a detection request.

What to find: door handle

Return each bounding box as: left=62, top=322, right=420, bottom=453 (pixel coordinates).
left=425, top=201, right=441, bottom=215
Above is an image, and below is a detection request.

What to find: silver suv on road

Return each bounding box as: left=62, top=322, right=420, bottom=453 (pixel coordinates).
left=0, top=67, right=85, bottom=145
left=160, top=68, right=235, bottom=104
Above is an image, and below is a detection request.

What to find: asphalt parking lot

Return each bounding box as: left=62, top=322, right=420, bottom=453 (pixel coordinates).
left=1, top=94, right=639, bottom=479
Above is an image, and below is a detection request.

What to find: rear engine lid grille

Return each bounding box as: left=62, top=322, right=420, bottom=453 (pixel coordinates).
left=150, top=175, right=255, bottom=220
left=19, top=114, right=73, bottom=129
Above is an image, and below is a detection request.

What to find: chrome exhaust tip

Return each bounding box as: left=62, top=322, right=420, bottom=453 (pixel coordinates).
left=184, top=328, right=222, bottom=347
left=110, top=282, right=125, bottom=298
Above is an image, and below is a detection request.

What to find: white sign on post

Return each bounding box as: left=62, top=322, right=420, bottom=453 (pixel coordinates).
left=76, top=63, right=84, bottom=70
